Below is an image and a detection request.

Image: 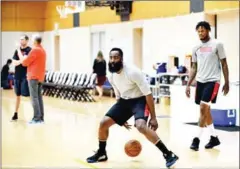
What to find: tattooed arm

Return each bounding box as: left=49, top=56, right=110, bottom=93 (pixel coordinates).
left=186, top=46, right=198, bottom=98
left=220, top=58, right=229, bottom=95
left=186, top=63, right=197, bottom=98
left=187, top=63, right=197, bottom=87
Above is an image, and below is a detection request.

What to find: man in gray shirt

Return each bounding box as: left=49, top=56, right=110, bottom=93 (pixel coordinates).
left=186, top=21, right=229, bottom=151
left=86, top=48, right=178, bottom=168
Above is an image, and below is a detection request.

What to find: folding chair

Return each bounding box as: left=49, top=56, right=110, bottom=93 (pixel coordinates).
left=53, top=72, right=64, bottom=98
left=43, top=71, right=55, bottom=96
left=63, top=73, right=77, bottom=100
left=42, top=71, right=51, bottom=95
left=56, top=72, right=69, bottom=98
left=48, top=71, right=60, bottom=97
left=71, top=73, right=84, bottom=101
left=75, top=73, right=96, bottom=102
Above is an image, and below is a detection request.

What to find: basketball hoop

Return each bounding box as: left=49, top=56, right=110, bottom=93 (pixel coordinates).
left=56, top=1, right=86, bottom=19
left=56, top=5, right=68, bottom=18
left=65, top=1, right=77, bottom=11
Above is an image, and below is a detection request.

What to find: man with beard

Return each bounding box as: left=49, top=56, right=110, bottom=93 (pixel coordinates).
left=186, top=21, right=229, bottom=151
left=86, top=48, right=179, bottom=168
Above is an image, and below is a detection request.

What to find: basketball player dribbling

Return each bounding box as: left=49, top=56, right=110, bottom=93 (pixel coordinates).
left=186, top=21, right=230, bottom=151
left=86, top=48, right=179, bottom=168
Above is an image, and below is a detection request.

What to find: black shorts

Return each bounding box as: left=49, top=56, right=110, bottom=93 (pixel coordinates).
left=14, top=79, right=30, bottom=97
left=105, top=96, right=150, bottom=126
left=195, top=81, right=220, bottom=105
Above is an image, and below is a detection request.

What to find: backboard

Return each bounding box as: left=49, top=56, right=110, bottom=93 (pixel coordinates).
left=56, top=1, right=85, bottom=18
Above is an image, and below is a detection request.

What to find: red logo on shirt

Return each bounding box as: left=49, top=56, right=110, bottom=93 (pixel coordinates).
left=200, top=47, right=212, bottom=52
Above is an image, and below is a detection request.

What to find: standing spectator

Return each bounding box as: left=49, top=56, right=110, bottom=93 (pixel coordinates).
left=1, top=59, right=12, bottom=89
left=11, top=35, right=31, bottom=121
left=93, top=51, right=106, bottom=99
left=17, top=34, right=46, bottom=124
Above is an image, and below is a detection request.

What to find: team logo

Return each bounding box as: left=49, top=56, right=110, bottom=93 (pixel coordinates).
left=200, top=47, right=212, bottom=53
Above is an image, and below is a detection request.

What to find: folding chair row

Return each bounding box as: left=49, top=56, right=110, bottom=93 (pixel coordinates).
left=42, top=71, right=97, bottom=102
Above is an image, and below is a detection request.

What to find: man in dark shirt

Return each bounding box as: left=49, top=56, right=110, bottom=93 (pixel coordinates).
left=93, top=51, right=107, bottom=99
left=1, top=59, right=12, bottom=89
left=11, top=35, right=32, bottom=121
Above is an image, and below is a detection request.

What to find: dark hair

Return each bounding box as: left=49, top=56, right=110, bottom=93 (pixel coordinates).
left=110, top=48, right=123, bottom=58
left=196, top=21, right=211, bottom=31
left=22, top=34, right=29, bottom=41
left=35, top=36, right=42, bottom=44
left=7, top=59, right=12, bottom=64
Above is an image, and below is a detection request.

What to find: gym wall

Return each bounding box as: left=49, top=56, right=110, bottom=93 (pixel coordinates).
left=1, top=1, right=45, bottom=67
left=130, top=1, right=190, bottom=21
left=44, top=1, right=73, bottom=31
left=2, top=1, right=238, bottom=31
left=43, top=12, right=206, bottom=75
left=1, top=1, right=239, bottom=79
left=1, top=32, right=43, bottom=71
left=1, top=2, right=46, bottom=31
left=43, top=22, right=134, bottom=72
left=45, top=1, right=190, bottom=29
left=142, top=13, right=206, bottom=74
left=43, top=0, right=240, bottom=79
left=217, top=10, right=239, bottom=82
left=57, top=28, right=91, bottom=73
left=45, top=1, right=239, bottom=29
left=205, top=1, right=239, bottom=11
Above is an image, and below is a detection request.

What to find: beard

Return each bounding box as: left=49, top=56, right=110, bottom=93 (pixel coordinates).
left=108, top=61, right=123, bottom=73
left=200, top=35, right=210, bottom=42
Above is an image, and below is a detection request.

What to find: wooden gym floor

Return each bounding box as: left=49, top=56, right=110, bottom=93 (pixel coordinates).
left=1, top=89, right=239, bottom=168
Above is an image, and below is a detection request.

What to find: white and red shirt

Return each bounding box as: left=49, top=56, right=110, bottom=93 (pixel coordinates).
left=192, top=39, right=226, bottom=83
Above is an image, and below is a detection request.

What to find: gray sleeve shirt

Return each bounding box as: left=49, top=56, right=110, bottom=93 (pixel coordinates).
left=192, top=39, right=226, bottom=83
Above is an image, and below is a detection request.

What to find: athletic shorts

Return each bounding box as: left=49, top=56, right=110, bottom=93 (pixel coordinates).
left=105, top=96, right=150, bottom=126
left=195, top=81, right=220, bottom=105
left=14, top=79, right=30, bottom=97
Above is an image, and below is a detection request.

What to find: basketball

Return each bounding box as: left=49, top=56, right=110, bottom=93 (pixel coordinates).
left=124, top=139, right=142, bottom=157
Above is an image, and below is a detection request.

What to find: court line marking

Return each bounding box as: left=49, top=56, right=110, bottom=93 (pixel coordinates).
left=1, top=165, right=34, bottom=168
left=2, top=96, right=102, bottom=117
left=3, top=96, right=99, bottom=169
left=1, top=164, right=96, bottom=169
left=74, top=158, right=98, bottom=169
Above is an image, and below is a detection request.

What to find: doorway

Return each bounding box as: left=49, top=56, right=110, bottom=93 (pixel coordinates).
left=133, top=28, right=143, bottom=69
left=54, top=35, right=60, bottom=71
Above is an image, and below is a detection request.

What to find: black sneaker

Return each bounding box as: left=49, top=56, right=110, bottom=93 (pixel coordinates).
left=11, top=112, right=18, bottom=121
left=205, top=136, right=220, bottom=149
left=163, top=151, right=179, bottom=168
left=86, top=150, right=108, bottom=163
left=190, top=137, right=200, bottom=151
